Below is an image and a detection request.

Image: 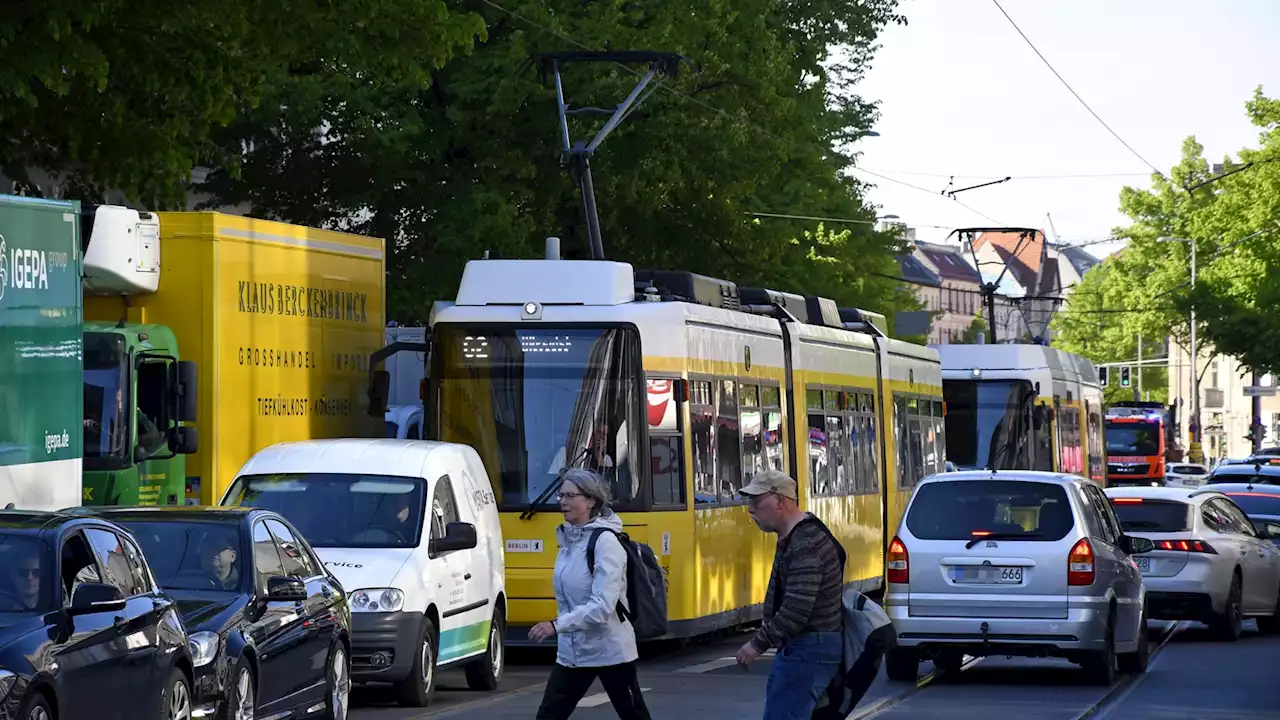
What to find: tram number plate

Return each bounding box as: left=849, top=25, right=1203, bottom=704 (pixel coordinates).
left=953, top=566, right=1023, bottom=584
left=1134, top=556, right=1151, bottom=572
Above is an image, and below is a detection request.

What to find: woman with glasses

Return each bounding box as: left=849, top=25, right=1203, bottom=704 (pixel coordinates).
left=527, top=468, right=651, bottom=720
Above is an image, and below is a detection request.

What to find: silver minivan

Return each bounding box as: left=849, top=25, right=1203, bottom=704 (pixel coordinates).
left=883, top=470, right=1155, bottom=685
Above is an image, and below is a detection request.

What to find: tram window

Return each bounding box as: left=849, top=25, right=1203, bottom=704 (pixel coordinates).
left=761, top=385, right=782, bottom=408
left=741, top=407, right=764, bottom=484
left=741, top=384, right=759, bottom=407
left=895, top=397, right=909, bottom=489
left=827, top=415, right=847, bottom=493
left=1086, top=405, right=1104, bottom=480
left=716, top=379, right=742, bottom=500
left=647, top=377, right=685, bottom=507
left=808, top=412, right=829, bottom=496
left=824, top=391, right=839, bottom=413
left=764, top=409, right=784, bottom=470
left=807, top=389, right=823, bottom=410
left=691, top=382, right=715, bottom=504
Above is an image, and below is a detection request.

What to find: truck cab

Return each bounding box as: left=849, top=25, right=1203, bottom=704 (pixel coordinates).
left=80, top=207, right=197, bottom=506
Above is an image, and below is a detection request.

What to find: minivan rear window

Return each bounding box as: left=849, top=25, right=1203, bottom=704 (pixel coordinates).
left=905, top=480, right=1074, bottom=541
left=1109, top=499, right=1190, bottom=532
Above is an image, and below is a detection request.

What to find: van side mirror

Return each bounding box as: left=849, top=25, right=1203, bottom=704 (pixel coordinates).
left=170, top=426, right=198, bottom=455
left=368, top=370, right=390, bottom=417
left=431, top=522, right=478, bottom=554
left=1123, top=535, right=1155, bottom=554
left=173, top=361, right=198, bottom=423
left=67, top=582, right=127, bottom=615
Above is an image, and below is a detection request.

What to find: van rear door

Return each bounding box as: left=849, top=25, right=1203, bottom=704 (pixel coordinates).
left=901, top=479, right=1077, bottom=620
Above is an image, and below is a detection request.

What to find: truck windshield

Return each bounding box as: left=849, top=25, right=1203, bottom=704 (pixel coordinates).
left=83, top=332, right=129, bottom=462
left=943, top=379, right=1035, bottom=470
left=1106, top=421, right=1160, bottom=456
left=430, top=326, right=643, bottom=511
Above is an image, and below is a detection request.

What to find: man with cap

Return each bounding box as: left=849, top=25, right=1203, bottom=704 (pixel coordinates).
left=735, top=469, right=845, bottom=720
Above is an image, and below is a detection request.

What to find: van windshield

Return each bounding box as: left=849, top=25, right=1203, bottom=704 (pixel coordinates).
left=905, top=480, right=1074, bottom=541
left=223, top=474, right=426, bottom=549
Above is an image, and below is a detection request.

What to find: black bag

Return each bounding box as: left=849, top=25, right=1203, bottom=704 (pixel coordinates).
left=586, top=528, right=669, bottom=640
left=775, top=517, right=896, bottom=720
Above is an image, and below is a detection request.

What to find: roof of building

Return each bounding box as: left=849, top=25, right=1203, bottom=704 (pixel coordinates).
left=1053, top=244, right=1102, bottom=276
left=914, top=241, right=981, bottom=283
left=898, top=253, right=941, bottom=287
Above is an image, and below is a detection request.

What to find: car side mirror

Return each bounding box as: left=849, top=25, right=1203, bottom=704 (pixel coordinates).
left=265, top=576, right=307, bottom=601
left=1258, top=522, right=1280, bottom=540
left=68, top=582, right=127, bottom=615
left=431, top=522, right=478, bottom=554
left=1123, top=535, right=1155, bottom=554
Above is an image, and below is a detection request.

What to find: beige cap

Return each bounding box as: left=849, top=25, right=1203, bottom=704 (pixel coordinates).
left=738, top=469, right=798, bottom=502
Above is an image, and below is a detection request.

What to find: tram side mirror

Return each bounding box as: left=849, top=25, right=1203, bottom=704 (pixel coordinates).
left=368, top=370, right=391, bottom=417
left=173, top=361, right=198, bottom=423
left=170, top=426, right=198, bottom=455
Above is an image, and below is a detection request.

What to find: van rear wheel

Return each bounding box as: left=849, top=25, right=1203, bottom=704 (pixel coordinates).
left=465, top=608, right=505, bottom=691
left=395, top=617, right=438, bottom=707
left=885, top=648, right=919, bottom=682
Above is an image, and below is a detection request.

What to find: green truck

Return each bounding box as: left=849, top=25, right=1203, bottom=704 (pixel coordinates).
left=0, top=194, right=198, bottom=511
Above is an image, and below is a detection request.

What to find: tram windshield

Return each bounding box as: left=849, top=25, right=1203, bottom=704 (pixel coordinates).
left=943, top=379, right=1036, bottom=470
left=430, top=325, right=644, bottom=511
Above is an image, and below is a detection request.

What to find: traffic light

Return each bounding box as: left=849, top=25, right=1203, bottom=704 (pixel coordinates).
left=1120, top=366, right=1132, bottom=387
left=1099, top=367, right=1109, bottom=386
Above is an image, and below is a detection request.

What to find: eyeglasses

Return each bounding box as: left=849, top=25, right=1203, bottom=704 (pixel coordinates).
left=556, top=491, right=585, bottom=501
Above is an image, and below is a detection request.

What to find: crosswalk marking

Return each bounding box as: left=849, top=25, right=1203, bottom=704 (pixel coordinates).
left=675, top=649, right=776, bottom=674
left=578, top=688, right=652, bottom=707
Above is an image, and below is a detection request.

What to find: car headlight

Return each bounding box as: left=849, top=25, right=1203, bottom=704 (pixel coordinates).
left=188, top=631, right=220, bottom=668
left=350, top=588, right=405, bottom=613
left=0, top=669, right=14, bottom=701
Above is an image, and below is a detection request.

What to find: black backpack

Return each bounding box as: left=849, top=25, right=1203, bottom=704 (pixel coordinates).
left=586, top=528, right=669, bottom=641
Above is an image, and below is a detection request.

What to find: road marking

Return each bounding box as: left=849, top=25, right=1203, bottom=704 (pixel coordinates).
left=579, top=688, right=652, bottom=708
left=1075, top=620, right=1184, bottom=720
left=674, top=649, right=776, bottom=674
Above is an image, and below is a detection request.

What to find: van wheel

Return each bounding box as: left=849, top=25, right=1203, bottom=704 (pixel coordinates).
left=1082, top=612, right=1116, bottom=686
left=932, top=650, right=964, bottom=674
left=465, top=608, right=505, bottom=691
left=885, top=648, right=919, bottom=682
left=1209, top=573, right=1243, bottom=642
left=1117, top=609, right=1149, bottom=674
left=395, top=617, right=438, bottom=707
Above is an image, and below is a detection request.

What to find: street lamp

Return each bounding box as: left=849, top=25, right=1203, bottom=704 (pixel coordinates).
left=1159, top=235, right=1198, bottom=450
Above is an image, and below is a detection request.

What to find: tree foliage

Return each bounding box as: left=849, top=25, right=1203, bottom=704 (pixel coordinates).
left=0, top=0, right=485, bottom=207
left=1053, top=87, right=1280, bottom=389
left=195, top=0, right=917, bottom=323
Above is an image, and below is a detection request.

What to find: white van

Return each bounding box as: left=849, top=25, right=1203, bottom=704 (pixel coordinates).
left=220, top=438, right=506, bottom=707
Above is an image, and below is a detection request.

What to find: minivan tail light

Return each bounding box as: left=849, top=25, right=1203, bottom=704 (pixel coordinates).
left=887, top=536, right=909, bottom=584
left=1067, top=538, right=1095, bottom=586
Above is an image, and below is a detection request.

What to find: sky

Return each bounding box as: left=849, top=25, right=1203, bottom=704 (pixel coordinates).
left=850, top=0, right=1280, bottom=258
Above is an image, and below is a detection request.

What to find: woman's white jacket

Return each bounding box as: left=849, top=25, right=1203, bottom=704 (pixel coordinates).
left=551, top=509, right=638, bottom=667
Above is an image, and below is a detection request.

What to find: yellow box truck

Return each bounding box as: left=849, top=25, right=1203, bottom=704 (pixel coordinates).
left=83, top=211, right=385, bottom=505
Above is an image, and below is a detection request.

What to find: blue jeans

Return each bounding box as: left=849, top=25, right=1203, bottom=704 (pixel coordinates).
left=763, top=631, right=843, bottom=720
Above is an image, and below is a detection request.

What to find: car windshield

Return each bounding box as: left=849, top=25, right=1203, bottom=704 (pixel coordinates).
left=1105, top=421, right=1160, bottom=456
left=224, top=474, right=426, bottom=548
left=0, top=533, right=52, bottom=612
left=942, top=380, right=1036, bottom=470
left=110, top=519, right=244, bottom=592
left=430, top=325, right=643, bottom=511
left=1221, top=492, right=1280, bottom=518
left=1109, top=499, right=1191, bottom=532
left=905, top=480, right=1074, bottom=541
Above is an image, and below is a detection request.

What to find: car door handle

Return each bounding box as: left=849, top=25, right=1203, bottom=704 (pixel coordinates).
left=464, top=573, right=472, bottom=581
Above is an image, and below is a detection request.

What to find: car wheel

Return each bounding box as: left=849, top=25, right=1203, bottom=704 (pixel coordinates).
left=932, top=650, right=964, bottom=674
left=228, top=658, right=255, bottom=720
left=884, top=648, right=919, bottom=682
left=1209, top=573, right=1243, bottom=642
left=395, top=616, right=438, bottom=707
left=1255, top=582, right=1280, bottom=634
left=17, top=691, right=53, bottom=720
left=323, top=641, right=351, bottom=720
left=1083, top=612, right=1116, bottom=686
left=162, top=666, right=192, bottom=720
left=1117, top=609, right=1149, bottom=674
left=465, top=607, right=505, bottom=691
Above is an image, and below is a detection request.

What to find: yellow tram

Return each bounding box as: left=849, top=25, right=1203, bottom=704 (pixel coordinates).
left=424, top=252, right=944, bottom=640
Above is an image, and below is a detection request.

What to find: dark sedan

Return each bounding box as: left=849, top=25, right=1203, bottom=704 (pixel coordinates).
left=0, top=510, right=193, bottom=720
left=90, top=507, right=352, bottom=720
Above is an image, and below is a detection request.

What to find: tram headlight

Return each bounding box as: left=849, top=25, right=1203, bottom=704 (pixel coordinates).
left=522, top=301, right=543, bottom=320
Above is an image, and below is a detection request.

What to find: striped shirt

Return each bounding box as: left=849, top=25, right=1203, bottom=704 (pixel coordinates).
left=750, top=514, right=844, bottom=653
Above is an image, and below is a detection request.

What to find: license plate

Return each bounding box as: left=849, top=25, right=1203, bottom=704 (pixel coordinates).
left=1135, top=556, right=1151, bottom=572
left=1181, top=478, right=1199, bottom=487
left=953, top=566, right=1023, bottom=584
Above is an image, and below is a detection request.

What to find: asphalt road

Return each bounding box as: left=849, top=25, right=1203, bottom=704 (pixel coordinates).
left=348, top=620, right=1280, bottom=719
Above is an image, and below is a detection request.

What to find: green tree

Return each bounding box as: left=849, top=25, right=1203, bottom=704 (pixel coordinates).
left=196, top=0, right=914, bottom=324
left=0, top=1, right=484, bottom=207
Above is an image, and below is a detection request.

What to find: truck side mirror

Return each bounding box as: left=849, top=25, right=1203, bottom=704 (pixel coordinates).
left=368, top=370, right=390, bottom=417
left=170, top=426, right=198, bottom=455
left=173, top=361, right=198, bottom=423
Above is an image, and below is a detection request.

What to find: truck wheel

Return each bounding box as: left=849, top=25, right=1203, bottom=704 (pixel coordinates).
left=465, top=608, right=505, bottom=691
left=395, top=617, right=438, bottom=707
left=884, top=648, right=919, bottom=682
